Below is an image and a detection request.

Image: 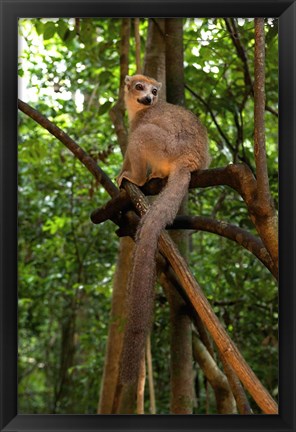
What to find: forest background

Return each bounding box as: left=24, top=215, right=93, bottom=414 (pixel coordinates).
left=18, top=17, right=278, bottom=415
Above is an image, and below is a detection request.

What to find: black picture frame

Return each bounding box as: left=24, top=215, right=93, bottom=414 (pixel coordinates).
left=1, top=0, right=295, bottom=431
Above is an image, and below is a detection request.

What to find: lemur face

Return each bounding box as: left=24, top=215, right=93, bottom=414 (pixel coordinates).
left=125, top=75, right=162, bottom=107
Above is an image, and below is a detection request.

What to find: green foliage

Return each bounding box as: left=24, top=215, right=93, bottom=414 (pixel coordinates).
left=18, top=18, right=278, bottom=414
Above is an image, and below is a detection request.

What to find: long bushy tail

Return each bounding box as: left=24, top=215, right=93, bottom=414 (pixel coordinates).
left=120, top=167, right=191, bottom=384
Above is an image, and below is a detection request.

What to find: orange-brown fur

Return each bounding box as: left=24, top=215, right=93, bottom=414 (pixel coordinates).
left=117, top=74, right=210, bottom=384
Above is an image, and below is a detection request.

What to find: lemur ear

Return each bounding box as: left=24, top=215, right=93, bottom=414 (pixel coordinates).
left=157, top=81, right=162, bottom=90
left=125, top=76, right=132, bottom=88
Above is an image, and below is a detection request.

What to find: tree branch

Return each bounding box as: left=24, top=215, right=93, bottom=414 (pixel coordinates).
left=159, top=260, right=252, bottom=415
left=19, top=99, right=278, bottom=411
left=19, top=54, right=277, bottom=274
left=18, top=96, right=276, bottom=411
left=168, top=215, right=276, bottom=278
left=224, top=18, right=278, bottom=120
left=219, top=354, right=252, bottom=414
left=252, top=18, right=278, bottom=267
left=91, top=164, right=257, bottom=221
left=192, top=333, right=237, bottom=414
left=185, top=84, right=234, bottom=152
left=91, top=163, right=277, bottom=276
left=224, top=18, right=253, bottom=93
left=123, top=179, right=278, bottom=414
left=18, top=99, right=119, bottom=199
left=265, top=104, right=278, bottom=117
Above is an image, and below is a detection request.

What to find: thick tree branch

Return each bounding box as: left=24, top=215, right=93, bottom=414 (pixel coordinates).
left=191, top=165, right=277, bottom=271
left=169, top=215, right=276, bottom=278
left=158, top=260, right=252, bottom=415
left=91, top=163, right=277, bottom=276
left=123, top=179, right=278, bottom=414
left=105, top=206, right=276, bottom=277
left=219, top=355, right=253, bottom=414
left=91, top=164, right=257, bottom=220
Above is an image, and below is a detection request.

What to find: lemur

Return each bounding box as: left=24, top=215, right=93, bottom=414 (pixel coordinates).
left=117, top=74, right=210, bottom=384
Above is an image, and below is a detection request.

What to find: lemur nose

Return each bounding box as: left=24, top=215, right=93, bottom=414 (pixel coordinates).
left=145, top=96, right=152, bottom=104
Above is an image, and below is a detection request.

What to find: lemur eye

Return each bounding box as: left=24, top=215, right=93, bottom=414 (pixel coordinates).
left=152, top=88, right=158, bottom=96
left=135, top=83, right=144, bottom=91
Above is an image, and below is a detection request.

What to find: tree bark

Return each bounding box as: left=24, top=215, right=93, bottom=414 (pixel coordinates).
left=98, top=237, right=135, bottom=413
left=134, top=18, right=142, bottom=74
left=123, top=180, right=278, bottom=414
left=54, top=304, right=76, bottom=413
left=169, top=215, right=277, bottom=278
left=164, top=18, right=194, bottom=414
left=98, top=19, right=138, bottom=414
left=146, top=335, right=156, bottom=414
left=253, top=18, right=278, bottom=267
left=109, top=18, right=130, bottom=155
left=165, top=19, right=185, bottom=106
left=192, top=333, right=237, bottom=414
left=143, top=19, right=166, bottom=98
left=137, top=352, right=146, bottom=414
left=219, top=354, right=252, bottom=414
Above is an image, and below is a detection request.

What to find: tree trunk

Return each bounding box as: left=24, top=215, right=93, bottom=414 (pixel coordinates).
left=98, top=19, right=135, bottom=414
left=98, top=237, right=135, bottom=413
left=165, top=18, right=194, bottom=414
left=192, top=334, right=237, bottom=414
left=143, top=19, right=166, bottom=98
left=54, top=300, right=76, bottom=413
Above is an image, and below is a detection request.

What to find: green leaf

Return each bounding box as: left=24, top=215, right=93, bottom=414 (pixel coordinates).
left=57, top=20, right=68, bottom=40
left=80, top=20, right=94, bottom=45
left=98, top=101, right=112, bottom=115
left=43, top=22, right=56, bottom=40
left=35, top=20, right=44, bottom=36
left=63, top=29, right=76, bottom=43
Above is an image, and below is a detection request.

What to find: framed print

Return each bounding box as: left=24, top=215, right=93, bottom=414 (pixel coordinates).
left=1, top=0, right=295, bottom=431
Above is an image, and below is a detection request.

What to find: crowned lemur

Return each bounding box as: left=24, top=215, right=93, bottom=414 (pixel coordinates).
left=117, top=74, right=210, bottom=384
